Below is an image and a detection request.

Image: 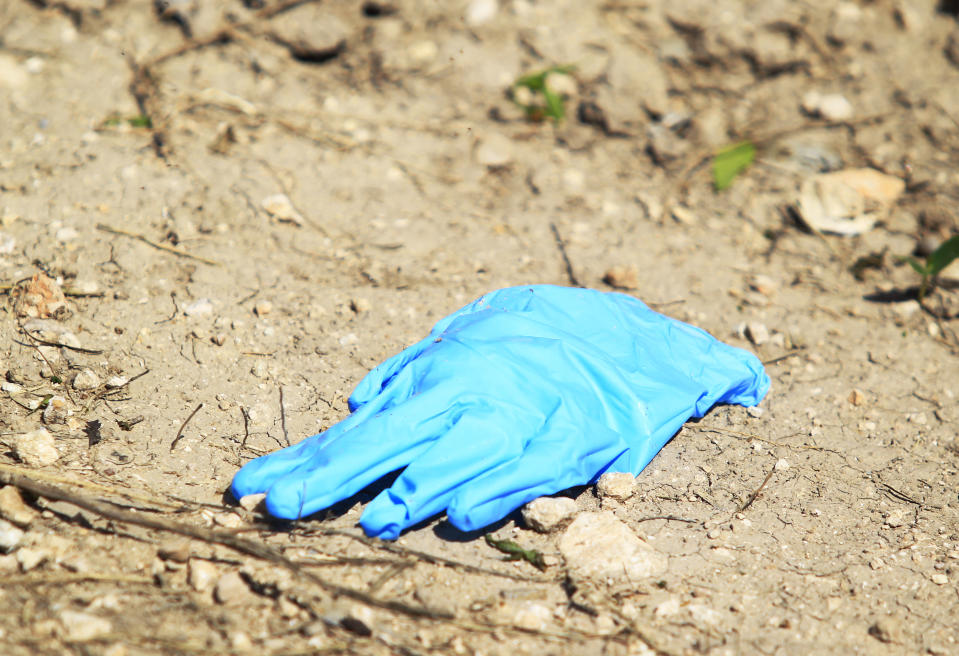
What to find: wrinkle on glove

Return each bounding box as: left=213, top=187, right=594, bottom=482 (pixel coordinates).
left=232, top=285, right=770, bottom=539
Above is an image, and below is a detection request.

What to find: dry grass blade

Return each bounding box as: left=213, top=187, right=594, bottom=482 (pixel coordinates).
left=0, top=467, right=449, bottom=621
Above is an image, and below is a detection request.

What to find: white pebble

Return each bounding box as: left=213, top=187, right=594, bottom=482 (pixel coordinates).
left=14, top=428, right=60, bottom=466
left=72, top=369, right=100, bottom=391
left=521, top=497, right=577, bottom=533
left=595, top=472, right=636, bottom=501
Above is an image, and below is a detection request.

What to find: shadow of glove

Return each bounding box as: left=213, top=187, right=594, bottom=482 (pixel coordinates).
left=231, top=285, right=770, bottom=539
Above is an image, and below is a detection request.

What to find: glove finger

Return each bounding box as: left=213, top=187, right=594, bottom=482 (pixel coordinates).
left=358, top=401, right=543, bottom=540
left=231, top=382, right=399, bottom=499
left=348, top=289, right=515, bottom=411
left=260, top=384, right=462, bottom=520
left=445, top=420, right=628, bottom=533
left=348, top=333, right=436, bottom=411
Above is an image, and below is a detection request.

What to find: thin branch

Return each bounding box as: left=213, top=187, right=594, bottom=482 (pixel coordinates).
left=549, top=222, right=582, bottom=288
left=170, top=402, right=204, bottom=452
left=737, top=466, right=776, bottom=513
left=0, top=467, right=450, bottom=621
left=97, top=223, right=221, bottom=266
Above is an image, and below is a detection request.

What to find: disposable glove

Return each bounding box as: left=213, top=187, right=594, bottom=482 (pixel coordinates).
left=232, top=285, right=770, bottom=539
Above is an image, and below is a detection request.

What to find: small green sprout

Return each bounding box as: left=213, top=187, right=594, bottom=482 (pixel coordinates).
left=899, top=234, right=959, bottom=302
left=484, top=534, right=547, bottom=571
left=103, top=114, right=153, bottom=129
left=511, top=65, right=576, bottom=123
left=712, top=140, right=756, bottom=191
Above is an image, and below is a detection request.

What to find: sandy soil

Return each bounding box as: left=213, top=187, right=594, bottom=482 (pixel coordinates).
left=1, top=0, right=958, bottom=654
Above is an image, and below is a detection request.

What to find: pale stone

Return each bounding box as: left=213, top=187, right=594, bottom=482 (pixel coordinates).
left=559, top=512, right=668, bottom=581
left=72, top=369, right=100, bottom=391
left=214, top=571, right=252, bottom=605
left=14, top=428, right=59, bottom=466
left=0, top=519, right=24, bottom=552
left=595, top=472, right=636, bottom=501
left=0, top=486, right=37, bottom=527
left=521, top=497, right=577, bottom=533
left=188, top=559, right=219, bottom=592
left=59, top=610, right=112, bottom=642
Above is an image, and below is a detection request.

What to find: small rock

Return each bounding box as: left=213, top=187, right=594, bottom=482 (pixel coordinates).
left=350, top=298, right=371, bottom=314
left=510, top=602, right=552, bottom=632
left=0, top=486, right=37, bottom=527
left=801, top=91, right=853, bottom=121
left=158, top=541, right=191, bottom=563
left=0, top=519, right=25, bottom=552
left=884, top=509, right=906, bottom=528
left=250, top=361, right=269, bottom=378
left=213, top=512, right=243, bottom=528
left=868, top=617, right=902, bottom=643
left=931, top=573, right=949, bottom=585
left=774, top=458, right=790, bottom=471
left=647, top=122, right=689, bottom=165
left=230, top=631, right=253, bottom=650
left=261, top=194, right=305, bottom=226
left=559, top=512, right=667, bottom=581
left=848, top=388, right=865, bottom=406
left=16, top=547, right=44, bottom=571
left=41, top=395, right=70, bottom=424
left=212, top=333, right=227, bottom=346
left=55, top=227, right=79, bottom=242
left=105, top=375, right=128, bottom=388
left=13, top=272, right=68, bottom=319
left=746, top=406, right=764, bottom=418
left=59, top=610, right=112, bottom=642
left=254, top=300, right=273, bottom=317
left=184, top=298, right=213, bottom=317
left=654, top=596, right=681, bottom=617
left=796, top=168, right=904, bottom=236
left=14, top=428, right=59, bottom=466
left=595, top=472, right=636, bottom=501
left=602, top=266, right=639, bottom=290
left=745, top=323, right=770, bottom=346
left=269, top=5, right=348, bottom=61
left=545, top=71, right=577, bottom=97
left=239, top=493, right=267, bottom=512
left=407, top=40, right=438, bottom=65
left=466, top=0, right=498, bottom=26
left=214, top=571, right=252, bottom=605
left=670, top=205, right=697, bottom=225
left=188, top=559, right=219, bottom=592
left=869, top=556, right=884, bottom=570
left=521, top=497, right=578, bottom=533
left=476, top=133, right=514, bottom=168
left=892, top=299, right=921, bottom=320
left=72, top=369, right=100, bottom=391
left=915, top=235, right=941, bottom=258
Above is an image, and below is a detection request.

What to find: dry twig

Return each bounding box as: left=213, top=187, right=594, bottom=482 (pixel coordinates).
left=97, top=224, right=221, bottom=266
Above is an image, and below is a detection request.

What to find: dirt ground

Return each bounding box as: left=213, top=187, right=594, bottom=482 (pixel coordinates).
left=1, top=0, right=958, bottom=654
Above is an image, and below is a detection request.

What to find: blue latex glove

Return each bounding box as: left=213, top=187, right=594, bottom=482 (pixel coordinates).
left=232, top=285, right=770, bottom=539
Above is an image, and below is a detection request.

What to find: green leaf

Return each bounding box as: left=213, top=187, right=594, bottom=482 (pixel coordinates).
left=925, top=234, right=959, bottom=278
left=127, top=114, right=153, bottom=128
left=515, top=70, right=547, bottom=92
left=512, top=65, right=576, bottom=123
left=543, top=89, right=565, bottom=121
left=712, top=141, right=756, bottom=191
left=899, top=255, right=929, bottom=276
left=484, top=534, right=547, bottom=571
